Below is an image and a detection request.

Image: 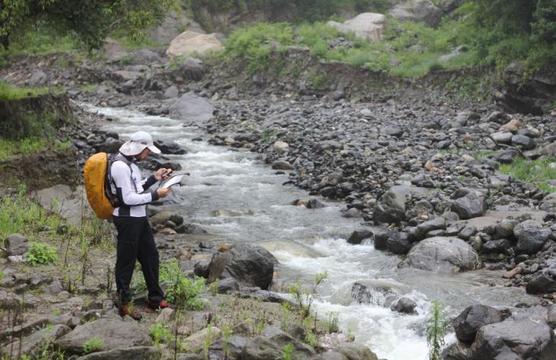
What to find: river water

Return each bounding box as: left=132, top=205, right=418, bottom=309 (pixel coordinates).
left=84, top=105, right=538, bottom=360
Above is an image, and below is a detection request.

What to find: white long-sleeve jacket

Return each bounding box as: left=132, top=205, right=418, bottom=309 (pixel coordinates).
left=109, top=154, right=159, bottom=217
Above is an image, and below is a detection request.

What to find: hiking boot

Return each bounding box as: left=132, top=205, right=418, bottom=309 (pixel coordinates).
left=119, top=304, right=142, bottom=321
left=147, top=299, right=172, bottom=310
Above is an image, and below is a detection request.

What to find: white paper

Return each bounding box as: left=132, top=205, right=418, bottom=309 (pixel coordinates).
left=161, top=175, right=184, bottom=189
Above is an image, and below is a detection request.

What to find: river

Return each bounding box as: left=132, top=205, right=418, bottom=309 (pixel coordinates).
left=84, top=104, right=538, bottom=360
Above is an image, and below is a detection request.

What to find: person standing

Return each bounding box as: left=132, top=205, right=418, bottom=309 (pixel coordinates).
left=109, top=131, right=173, bottom=320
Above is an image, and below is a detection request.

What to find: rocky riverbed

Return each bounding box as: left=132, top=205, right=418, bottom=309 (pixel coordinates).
left=1, top=47, right=556, bottom=359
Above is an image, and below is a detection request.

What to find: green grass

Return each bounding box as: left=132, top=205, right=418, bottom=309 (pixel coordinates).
left=0, top=188, right=63, bottom=240
left=0, top=138, right=71, bottom=161
left=0, top=81, right=52, bottom=101
left=500, top=157, right=556, bottom=192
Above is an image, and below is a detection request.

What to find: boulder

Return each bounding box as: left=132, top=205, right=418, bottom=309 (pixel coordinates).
left=405, top=237, right=480, bottom=272
left=208, top=244, right=276, bottom=290
left=336, top=344, right=379, bottom=360
left=55, top=318, right=151, bottom=355
left=526, top=262, right=556, bottom=294
left=453, top=305, right=506, bottom=345
left=451, top=189, right=486, bottom=220
left=389, top=0, right=443, bottom=27
left=513, top=220, right=551, bottom=254
left=169, top=92, right=214, bottom=123
left=242, top=327, right=315, bottom=359
left=373, top=185, right=411, bottom=224
left=540, top=193, right=556, bottom=212
left=5, top=233, right=28, bottom=256
left=327, top=13, right=386, bottom=42
left=166, top=31, right=223, bottom=58
left=2, top=325, right=70, bottom=357
left=180, top=57, right=205, bottom=81
left=76, top=346, right=161, bottom=360
left=348, top=230, right=374, bottom=245
left=390, top=296, right=417, bottom=314
left=470, top=318, right=555, bottom=359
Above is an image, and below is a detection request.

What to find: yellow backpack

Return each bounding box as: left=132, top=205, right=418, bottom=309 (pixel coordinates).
left=83, top=153, right=117, bottom=219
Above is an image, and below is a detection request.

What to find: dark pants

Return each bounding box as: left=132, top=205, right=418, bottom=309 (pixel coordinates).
left=113, top=216, right=164, bottom=305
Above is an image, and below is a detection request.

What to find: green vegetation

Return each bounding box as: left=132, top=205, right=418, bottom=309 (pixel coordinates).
left=282, top=343, right=294, bottom=360
left=223, top=1, right=555, bottom=78
left=426, top=301, right=448, bottom=360
left=134, top=259, right=206, bottom=310
left=0, top=81, right=51, bottom=100
left=0, top=0, right=178, bottom=51
left=500, top=157, right=556, bottom=193
left=26, top=242, right=58, bottom=265
left=287, top=271, right=327, bottom=319
left=149, top=323, right=173, bottom=346
left=0, top=138, right=71, bottom=161
left=82, top=337, right=104, bottom=354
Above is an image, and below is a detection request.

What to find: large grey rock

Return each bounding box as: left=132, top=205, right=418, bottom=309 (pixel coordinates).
left=451, top=189, right=486, bottom=220
left=166, top=31, right=223, bottom=58
left=526, top=262, right=556, bottom=294
left=540, top=192, right=556, bottom=212
left=405, top=237, right=480, bottom=272
left=242, top=327, right=315, bottom=359
left=2, top=325, right=70, bottom=356
left=511, top=134, right=536, bottom=150
left=389, top=0, right=443, bottom=27
left=169, top=93, right=214, bottom=123
left=5, top=233, right=28, bottom=256
left=208, top=244, right=277, bottom=290
left=55, top=318, right=151, bottom=355
left=513, top=220, right=551, bottom=254
left=76, top=346, right=161, bottom=360
left=327, top=13, right=386, bottom=42
left=374, top=185, right=411, bottom=224
left=336, top=344, right=379, bottom=360
left=390, top=296, right=417, bottom=314
left=34, top=185, right=90, bottom=225
left=470, top=318, right=555, bottom=359
left=453, top=305, right=506, bottom=344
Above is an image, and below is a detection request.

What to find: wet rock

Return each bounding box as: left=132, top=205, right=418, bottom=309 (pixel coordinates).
left=154, top=139, right=186, bottom=154
left=526, top=262, right=556, bottom=294
left=373, top=185, right=411, bottom=224
left=169, top=92, right=214, bottom=123
left=390, top=296, right=417, bottom=314
left=386, top=231, right=412, bottom=255
left=208, top=244, right=276, bottom=290
left=513, top=220, right=551, bottom=254
left=5, top=233, right=28, bottom=256
left=272, top=160, right=294, bottom=170
left=336, top=344, right=378, bottom=360
left=511, top=134, right=536, bottom=150
left=441, top=341, right=472, bottom=360
left=451, top=189, right=486, bottom=220
left=482, top=239, right=511, bottom=254
left=348, top=230, right=373, bottom=245
left=405, top=237, right=480, bottom=273
left=415, top=217, right=446, bottom=240
left=76, top=346, right=161, bottom=360
left=55, top=318, right=151, bottom=354
left=453, top=305, right=506, bottom=345
left=470, top=318, right=554, bottom=359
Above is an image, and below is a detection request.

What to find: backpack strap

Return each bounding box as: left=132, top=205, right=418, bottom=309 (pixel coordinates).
left=106, top=153, right=136, bottom=207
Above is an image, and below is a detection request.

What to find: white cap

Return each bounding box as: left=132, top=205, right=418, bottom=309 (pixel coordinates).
left=118, top=131, right=161, bottom=156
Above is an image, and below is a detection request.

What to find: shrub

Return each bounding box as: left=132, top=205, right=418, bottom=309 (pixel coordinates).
left=160, top=259, right=206, bottom=310
left=26, top=242, right=58, bottom=266
left=426, top=301, right=448, bottom=360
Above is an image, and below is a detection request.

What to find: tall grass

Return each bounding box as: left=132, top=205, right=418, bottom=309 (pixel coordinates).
left=0, top=81, right=51, bottom=101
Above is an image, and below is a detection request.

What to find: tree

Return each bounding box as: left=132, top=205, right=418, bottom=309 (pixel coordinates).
left=0, top=0, right=177, bottom=50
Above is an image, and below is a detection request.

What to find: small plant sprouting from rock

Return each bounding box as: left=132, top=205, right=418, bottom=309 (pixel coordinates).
left=26, top=242, right=58, bottom=266
left=282, top=343, right=294, bottom=360
left=149, top=322, right=172, bottom=346
left=288, top=271, right=328, bottom=319
left=222, top=323, right=233, bottom=359
left=83, top=337, right=104, bottom=354
left=325, top=311, right=340, bottom=333
left=426, top=300, right=448, bottom=360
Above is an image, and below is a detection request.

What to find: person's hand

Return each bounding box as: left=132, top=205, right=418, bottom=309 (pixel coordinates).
left=154, top=168, right=173, bottom=181
left=157, top=187, right=172, bottom=198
